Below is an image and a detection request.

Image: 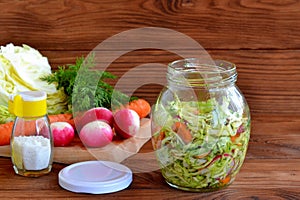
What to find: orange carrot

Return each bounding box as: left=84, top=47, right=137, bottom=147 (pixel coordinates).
left=220, top=175, right=231, bottom=185
left=172, top=122, right=193, bottom=144
left=230, top=133, right=240, bottom=142
left=153, top=130, right=166, bottom=150
left=127, top=99, right=151, bottom=119
left=48, top=113, right=75, bottom=128
left=48, top=113, right=73, bottom=123
left=0, top=121, right=14, bottom=146
left=231, top=125, right=245, bottom=142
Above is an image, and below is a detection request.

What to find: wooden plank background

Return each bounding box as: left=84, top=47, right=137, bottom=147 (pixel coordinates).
left=1, top=1, right=300, bottom=199
left=1, top=0, right=300, bottom=115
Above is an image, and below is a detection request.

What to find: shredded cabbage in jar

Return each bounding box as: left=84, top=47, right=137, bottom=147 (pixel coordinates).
left=152, top=97, right=250, bottom=190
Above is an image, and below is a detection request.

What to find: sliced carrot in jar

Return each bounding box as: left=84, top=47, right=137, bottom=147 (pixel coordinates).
left=172, top=122, right=193, bottom=144
left=220, top=175, right=231, bottom=185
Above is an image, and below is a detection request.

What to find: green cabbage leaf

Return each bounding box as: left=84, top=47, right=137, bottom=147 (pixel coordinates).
left=0, top=43, right=68, bottom=117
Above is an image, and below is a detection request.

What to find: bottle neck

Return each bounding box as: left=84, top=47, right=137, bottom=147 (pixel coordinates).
left=167, top=59, right=237, bottom=88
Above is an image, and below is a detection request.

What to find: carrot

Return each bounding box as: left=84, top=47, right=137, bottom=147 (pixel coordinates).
left=48, top=113, right=75, bottom=128
left=172, top=122, right=193, bottom=144
left=0, top=113, right=75, bottom=146
left=220, top=175, right=231, bottom=185
left=0, top=121, right=14, bottom=146
left=231, top=125, right=245, bottom=142
left=230, top=133, right=240, bottom=142
left=127, top=99, right=151, bottom=119
left=48, top=113, right=72, bottom=123
left=153, top=130, right=166, bottom=150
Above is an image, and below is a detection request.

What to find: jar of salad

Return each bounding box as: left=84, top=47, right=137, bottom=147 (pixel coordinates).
left=151, top=58, right=250, bottom=192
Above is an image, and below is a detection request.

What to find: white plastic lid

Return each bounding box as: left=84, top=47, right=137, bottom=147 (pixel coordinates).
left=9, top=91, right=47, bottom=101
left=58, top=161, right=133, bottom=194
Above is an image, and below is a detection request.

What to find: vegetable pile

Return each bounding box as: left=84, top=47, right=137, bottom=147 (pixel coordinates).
left=0, top=43, right=151, bottom=148
left=152, top=97, right=250, bottom=190
left=40, top=52, right=150, bottom=147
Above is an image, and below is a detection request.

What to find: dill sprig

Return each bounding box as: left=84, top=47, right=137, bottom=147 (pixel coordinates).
left=41, top=54, right=133, bottom=112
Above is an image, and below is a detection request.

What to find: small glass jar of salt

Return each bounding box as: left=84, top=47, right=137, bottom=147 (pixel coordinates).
left=9, top=91, right=53, bottom=177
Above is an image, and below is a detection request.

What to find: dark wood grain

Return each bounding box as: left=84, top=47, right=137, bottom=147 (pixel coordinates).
left=1, top=0, right=300, bottom=50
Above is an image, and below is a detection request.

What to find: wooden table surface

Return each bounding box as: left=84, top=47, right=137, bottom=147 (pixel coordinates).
left=1, top=0, right=300, bottom=199
left=0, top=114, right=299, bottom=199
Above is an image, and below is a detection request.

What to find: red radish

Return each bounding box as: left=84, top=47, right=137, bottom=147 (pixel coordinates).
left=50, top=122, right=75, bottom=147
left=79, top=120, right=113, bottom=148
left=78, top=107, right=114, bottom=129
left=113, top=108, right=140, bottom=139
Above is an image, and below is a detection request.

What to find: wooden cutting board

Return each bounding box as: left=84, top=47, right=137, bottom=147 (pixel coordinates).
left=0, top=118, right=151, bottom=164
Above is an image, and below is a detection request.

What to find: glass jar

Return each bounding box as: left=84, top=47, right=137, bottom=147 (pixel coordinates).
left=151, top=58, right=251, bottom=192
left=9, top=91, right=53, bottom=177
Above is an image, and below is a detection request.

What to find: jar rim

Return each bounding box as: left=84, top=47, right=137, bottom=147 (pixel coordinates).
left=167, top=58, right=237, bottom=87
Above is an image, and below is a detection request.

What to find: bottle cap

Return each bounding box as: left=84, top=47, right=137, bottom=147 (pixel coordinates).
left=58, top=161, right=133, bottom=194
left=8, top=91, right=47, bottom=117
